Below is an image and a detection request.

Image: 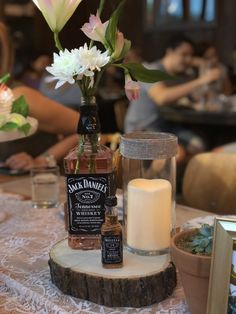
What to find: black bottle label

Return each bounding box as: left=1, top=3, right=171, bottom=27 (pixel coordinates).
left=66, top=174, right=110, bottom=234
left=77, top=105, right=100, bottom=134
left=102, top=234, right=123, bottom=264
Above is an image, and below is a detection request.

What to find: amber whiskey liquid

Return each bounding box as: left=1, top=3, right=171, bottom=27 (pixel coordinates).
left=64, top=141, right=113, bottom=249
left=101, top=197, right=123, bottom=268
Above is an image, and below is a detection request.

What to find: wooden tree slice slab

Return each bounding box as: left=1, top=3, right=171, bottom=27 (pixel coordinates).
left=49, top=239, right=177, bottom=308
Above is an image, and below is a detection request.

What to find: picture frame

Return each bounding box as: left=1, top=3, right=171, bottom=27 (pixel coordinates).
left=207, top=218, right=236, bottom=314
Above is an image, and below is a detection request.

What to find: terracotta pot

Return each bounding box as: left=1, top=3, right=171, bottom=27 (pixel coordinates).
left=170, top=229, right=211, bottom=314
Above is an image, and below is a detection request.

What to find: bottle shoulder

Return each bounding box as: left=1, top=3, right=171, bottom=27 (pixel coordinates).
left=64, top=142, right=114, bottom=174
left=101, top=222, right=122, bottom=234
left=65, top=143, right=113, bottom=160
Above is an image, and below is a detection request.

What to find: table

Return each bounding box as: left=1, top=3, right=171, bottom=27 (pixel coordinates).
left=159, top=106, right=236, bottom=126
left=158, top=106, right=236, bottom=148
left=0, top=175, right=65, bottom=201
left=0, top=174, right=24, bottom=184
left=0, top=177, right=212, bottom=313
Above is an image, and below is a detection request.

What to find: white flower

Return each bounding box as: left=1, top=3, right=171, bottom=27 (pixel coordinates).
left=32, top=0, right=83, bottom=32
left=77, top=43, right=110, bottom=73
left=46, top=44, right=110, bottom=88
left=46, top=49, right=82, bottom=88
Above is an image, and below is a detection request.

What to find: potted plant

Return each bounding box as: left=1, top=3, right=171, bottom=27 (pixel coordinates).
left=171, top=224, right=213, bottom=314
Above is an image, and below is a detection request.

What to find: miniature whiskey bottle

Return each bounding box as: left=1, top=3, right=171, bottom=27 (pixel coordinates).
left=64, top=96, right=114, bottom=250
left=101, top=196, right=123, bottom=268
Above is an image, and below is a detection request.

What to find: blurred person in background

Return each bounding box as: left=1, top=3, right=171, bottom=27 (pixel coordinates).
left=39, top=78, right=82, bottom=111
left=19, top=53, right=52, bottom=90
left=198, top=43, right=232, bottom=96
left=125, top=36, right=220, bottom=157
left=0, top=22, right=79, bottom=171
left=228, top=46, right=236, bottom=95
left=96, top=65, right=125, bottom=133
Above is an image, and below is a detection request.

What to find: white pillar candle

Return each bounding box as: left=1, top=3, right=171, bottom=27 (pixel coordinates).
left=127, top=178, right=172, bottom=251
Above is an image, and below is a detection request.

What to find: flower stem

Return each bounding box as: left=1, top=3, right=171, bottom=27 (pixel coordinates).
left=75, top=134, right=98, bottom=174
left=88, top=134, right=98, bottom=173
left=89, top=40, right=94, bottom=50
left=75, top=135, right=85, bottom=174
left=93, top=67, right=106, bottom=92
left=98, top=0, right=106, bottom=16
left=54, top=32, right=63, bottom=51
left=76, top=80, right=85, bottom=99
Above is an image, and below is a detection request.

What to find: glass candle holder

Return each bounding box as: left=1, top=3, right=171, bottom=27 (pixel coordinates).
left=120, top=132, right=178, bottom=256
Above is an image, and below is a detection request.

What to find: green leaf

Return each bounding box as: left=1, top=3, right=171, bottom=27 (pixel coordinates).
left=98, top=0, right=105, bottom=16
left=18, top=123, right=31, bottom=135
left=122, top=63, right=173, bottom=83
left=195, top=246, right=204, bottom=253
left=117, top=39, right=131, bottom=61
left=191, top=238, right=201, bottom=246
left=0, top=73, right=10, bottom=84
left=11, top=96, right=29, bottom=117
left=105, top=0, right=126, bottom=50
left=0, top=122, right=18, bottom=131
left=199, top=224, right=213, bottom=237
left=205, top=244, right=212, bottom=255
left=200, top=238, right=210, bottom=248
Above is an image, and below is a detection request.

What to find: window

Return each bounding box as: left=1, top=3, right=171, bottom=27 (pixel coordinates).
left=144, top=0, right=216, bottom=30
left=158, top=0, right=183, bottom=24
left=146, top=0, right=155, bottom=29
left=189, top=0, right=215, bottom=22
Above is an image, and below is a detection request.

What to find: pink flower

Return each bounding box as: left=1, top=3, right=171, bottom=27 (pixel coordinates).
left=32, top=0, right=83, bottom=32
left=125, top=78, right=140, bottom=101
left=112, top=31, right=125, bottom=60
left=81, top=13, right=108, bottom=44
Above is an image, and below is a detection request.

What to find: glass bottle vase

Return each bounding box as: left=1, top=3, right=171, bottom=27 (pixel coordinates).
left=64, top=96, right=114, bottom=250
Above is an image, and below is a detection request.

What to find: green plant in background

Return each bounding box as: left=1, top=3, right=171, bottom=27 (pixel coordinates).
left=228, top=289, right=236, bottom=314
left=177, top=224, right=214, bottom=256
left=0, top=74, right=10, bottom=84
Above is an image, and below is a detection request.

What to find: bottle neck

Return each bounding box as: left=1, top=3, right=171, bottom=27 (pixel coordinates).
left=77, top=96, right=100, bottom=135
left=105, top=206, right=119, bottom=224
left=105, top=215, right=119, bottom=225
left=81, top=96, right=96, bottom=106
left=79, top=134, right=99, bottom=149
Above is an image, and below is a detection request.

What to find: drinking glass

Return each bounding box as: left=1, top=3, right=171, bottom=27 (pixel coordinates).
left=31, top=166, right=60, bottom=208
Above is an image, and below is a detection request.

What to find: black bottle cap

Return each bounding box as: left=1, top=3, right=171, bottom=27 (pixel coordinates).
left=105, top=196, right=117, bottom=207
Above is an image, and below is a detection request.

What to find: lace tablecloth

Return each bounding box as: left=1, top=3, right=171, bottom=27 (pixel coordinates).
left=0, top=194, right=189, bottom=314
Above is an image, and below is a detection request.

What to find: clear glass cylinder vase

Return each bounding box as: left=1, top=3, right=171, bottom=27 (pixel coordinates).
left=120, top=132, right=178, bottom=256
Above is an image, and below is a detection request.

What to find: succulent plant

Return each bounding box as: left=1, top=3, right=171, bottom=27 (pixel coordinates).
left=178, top=224, right=214, bottom=256
left=228, top=289, right=236, bottom=314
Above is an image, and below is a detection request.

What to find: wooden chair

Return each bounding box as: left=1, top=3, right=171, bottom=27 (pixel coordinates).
left=183, top=152, right=236, bottom=214
left=100, top=135, right=123, bottom=189
left=100, top=132, right=121, bottom=151
left=0, top=22, right=14, bottom=76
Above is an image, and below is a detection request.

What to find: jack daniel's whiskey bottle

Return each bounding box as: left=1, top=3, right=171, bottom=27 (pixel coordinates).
left=101, top=196, right=123, bottom=268
left=64, top=96, right=114, bottom=250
